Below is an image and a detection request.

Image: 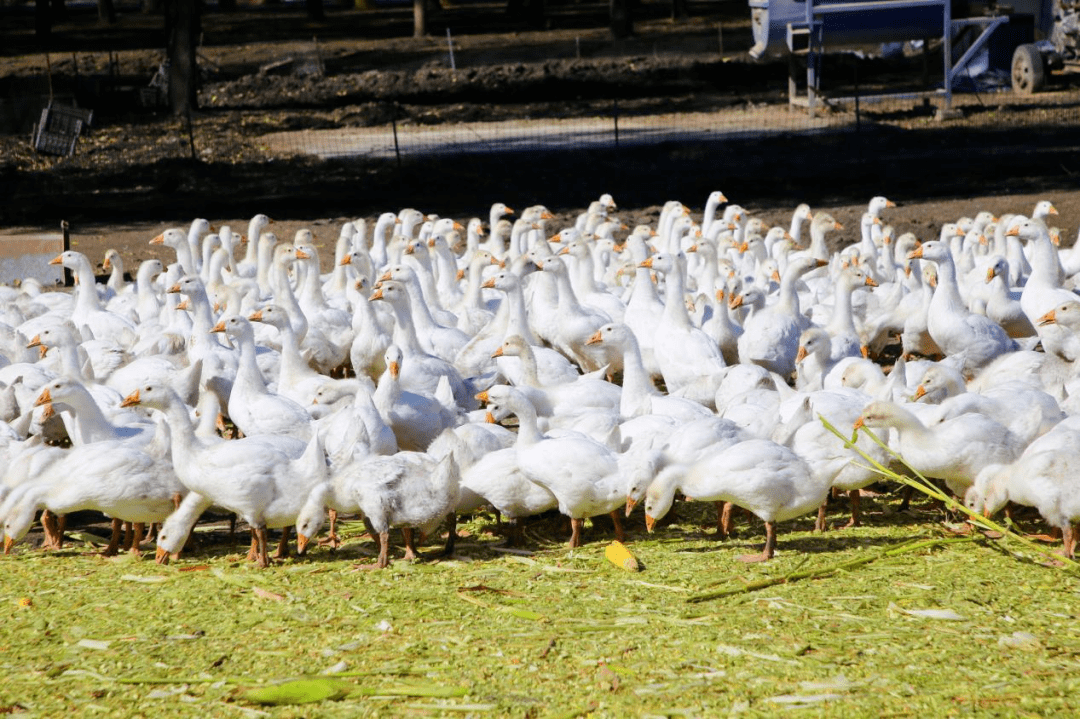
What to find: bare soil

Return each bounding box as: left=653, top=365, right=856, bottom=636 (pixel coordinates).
left=3, top=2, right=1080, bottom=266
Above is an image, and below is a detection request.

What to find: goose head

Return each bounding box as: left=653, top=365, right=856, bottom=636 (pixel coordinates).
left=492, top=335, right=530, bottom=359
left=907, top=240, right=950, bottom=264
left=48, top=250, right=91, bottom=272
left=795, top=327, right=831, bottom=364
left=369, top=280, right=409, bottom=308
left=150, top=228, right=187, bottom=250
left=383, top=345, right=404, bottom=379
left=248, top=305, right=289, bottom=331
left=868, top=196, right=897, bottom=217
left=210, top=314, right=254, bottom=343
left=1037, top=299, right=1080, bottom=329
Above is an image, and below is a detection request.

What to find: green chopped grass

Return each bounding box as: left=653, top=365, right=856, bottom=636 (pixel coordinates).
left=2, top=496, right=1080, bottom=717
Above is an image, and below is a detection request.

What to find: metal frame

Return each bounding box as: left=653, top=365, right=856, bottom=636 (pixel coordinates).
left=787, top=0, right=1011, bottom=116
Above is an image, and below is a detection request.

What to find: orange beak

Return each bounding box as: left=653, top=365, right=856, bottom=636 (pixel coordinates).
left=49, top=254, right=64, bottom=265
left=378, top=271, right=392, bottom=282
left=369, top=288, right=384, bottom=301
left=120, top=389, right=141, bottom=408
left=339, top=255, right=352, bottom=266
left=210, top=320, right=226, bottom=333
left=475, top=391, right=490, bottom=403
left=103, top=257, right=112, bottom=270
left=26, top=334, right=42, bottom=349
left=639, top=258, right=654, bottom=268
left=795, top=346, right=808, bottom=363
left=625, top=497, right=637, bottom=517
left=865, top=276, right=878, bottom=288
left=155, top=547, right=169, bottom=565
left=728, top=294, right=744, bottom=310
left=4, top=536, right=14, bottom=555
left=491, top=346, right=504, bottom=358
left=481, top=278, right=496, bottom=289
left=484, top=411, right=496, bottom=424
left=908, top=246, right=924, bottom=260
left=1005, top=226, right=1020, bottom=237
left=150, top=234, right=164, bottom=245
left=1038, top=310, right=1056, bottom=326
left=913, top=385, right=927, bottom=401
left=295, top=249, right=310, bottom=260
left=167, top=283, right=181, bottom=294
left=986, top=267, right=997, bottom=283
left=389, top=361, right=400, bottom=379
left=33, top=388, right=51, bottom=407
left=585, top=330, right=603, bottom=346
left=645, top=514, right=656, bottom=533
left=853, top=417, right=865, bottom=431
left=248, top=310, right=263, bottom=322
left=296, top=534, right=309, bottom=554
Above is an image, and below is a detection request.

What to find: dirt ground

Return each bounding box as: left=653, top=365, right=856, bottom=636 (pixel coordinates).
left=3, top=2, right=1080, bottom=258
left=9, top=188, right=1076, bottom=281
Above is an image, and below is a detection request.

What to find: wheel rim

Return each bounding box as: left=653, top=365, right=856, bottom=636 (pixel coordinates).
left=1013, top=62, right=1031, bottom=91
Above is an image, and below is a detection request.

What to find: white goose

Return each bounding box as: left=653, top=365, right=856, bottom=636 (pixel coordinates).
left=373, top=345, right=461, bottom=451
left=479, top=384, right=625, bottom=547
left=643, top=438, right=824, bottom=562
left=295, top=450, right=460, bottom=568
left=854, top=399, right=1029, bottom=497
left=211, top=315, right=313, bottom=442
left=585, top=323, right=711, bottom=421
left=124, top=384, right=324, bottom=567
left=910, top=241, right=1018, bottom=372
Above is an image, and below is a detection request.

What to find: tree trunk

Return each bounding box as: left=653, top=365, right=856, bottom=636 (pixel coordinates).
left=413, top=0, right=428, bottom=38
left=165, top=0, right=200, bottom=117
left=98, top=0, right=117, bottom=24
left=306, top=0, right=324, bottom=20
left=609, top=0, right=632, bottom=39
left=35, top=0, right=51, bottom=39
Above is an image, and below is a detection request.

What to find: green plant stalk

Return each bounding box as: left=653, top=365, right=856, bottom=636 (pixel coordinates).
left=821, top=416, right=1080, bottom=571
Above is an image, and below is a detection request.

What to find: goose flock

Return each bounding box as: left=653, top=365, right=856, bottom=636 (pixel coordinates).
left=2, top=194, right=1080, bottom=569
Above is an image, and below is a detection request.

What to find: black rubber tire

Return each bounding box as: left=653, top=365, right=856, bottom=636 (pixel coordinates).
left=1012, top=43, right=1045, bottom=95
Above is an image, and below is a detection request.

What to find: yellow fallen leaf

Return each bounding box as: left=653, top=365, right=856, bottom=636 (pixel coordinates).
left=605, top=541, right=640, bottom=572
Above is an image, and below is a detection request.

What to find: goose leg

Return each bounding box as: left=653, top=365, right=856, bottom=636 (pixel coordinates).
left=1061, top=523, right=1076, bottom=559
left=609, top=510, right=625, bottom=543
left=317, top=508, right=341, bottom=549
left=738, top=521, right=776, bottom=563
left=568, top=517, right=584, bottom=548
left=815, top=501, right=828, bottom=532
left=41, top=510, right=64, bottom=549
left=247, top=529, right=258, bottom=562
left=401, top=528, right=418, bottom=562
left=377, top=530, right=391, bottom=568
left=274, top=526, right=291, bottom=559
left=122, top=522, right=134, bottom=551
left=129, top=523, right=145, bottom=556
left=255, top=526, right=270, bottom=568
left=718, top=501, right=734, bottom=538
left=362, top=516, right=380, bottom=555
left=441, top=513, right=457, bottom=557
left=842, top=490, right=862, bottom=529
left=101, top=518, right=123, bottom=556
